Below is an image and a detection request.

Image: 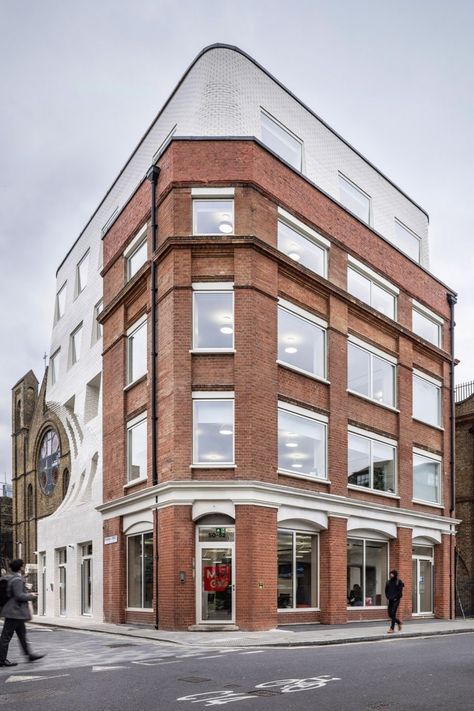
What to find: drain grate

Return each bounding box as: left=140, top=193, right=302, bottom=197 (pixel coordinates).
left=178, top=677, right=211, bottom=684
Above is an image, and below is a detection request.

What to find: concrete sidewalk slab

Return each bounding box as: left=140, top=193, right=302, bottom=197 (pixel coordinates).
left=29, top=616, right=474, bottom=648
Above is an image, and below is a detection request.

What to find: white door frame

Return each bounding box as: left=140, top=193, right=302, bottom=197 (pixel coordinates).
left=412, top=553, right=434, bottom=615
left=196, top=536, right=235, bottom=625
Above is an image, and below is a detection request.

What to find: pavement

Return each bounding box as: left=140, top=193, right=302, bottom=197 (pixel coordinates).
left=30, top=614, right=474, bottom=648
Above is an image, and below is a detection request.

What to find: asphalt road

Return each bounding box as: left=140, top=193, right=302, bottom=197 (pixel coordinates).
left=1, top=626, right=473, bottom=710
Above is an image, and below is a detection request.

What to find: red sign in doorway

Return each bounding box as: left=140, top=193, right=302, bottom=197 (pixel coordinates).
left=203, top=564, right=231, bottom=592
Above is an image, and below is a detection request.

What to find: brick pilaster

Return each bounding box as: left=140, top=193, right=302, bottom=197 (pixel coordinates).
left=320, top=516, right=348, bottom=624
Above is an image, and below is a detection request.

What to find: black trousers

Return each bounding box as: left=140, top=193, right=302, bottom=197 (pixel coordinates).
left=387, top=599, right=401, bottom=629
left=0, top=618, right=31, bottom=661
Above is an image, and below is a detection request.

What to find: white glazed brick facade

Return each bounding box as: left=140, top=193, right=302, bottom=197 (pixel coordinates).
left=37, top=44, right=432, bottom=623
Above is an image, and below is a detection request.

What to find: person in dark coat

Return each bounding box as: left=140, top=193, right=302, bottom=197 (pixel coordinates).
left=0, top=559, right=44, bottom=667
left=385, top=569, right=404, bottom=633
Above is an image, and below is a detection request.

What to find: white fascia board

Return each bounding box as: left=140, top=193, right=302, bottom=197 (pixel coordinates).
left=192, top=282, right=234, bottom=291
left=412, top=299, right=444, bottom=325
left=413, top=447, right=442, bottom=462
left=347, top=255, right=399, bottom=295
left=348, top=425, right=397, bottom=447
left=191, top=187, right=235, bottom=198
left=278, top=400, right=328, bottom=423
left=278, top=298, right=327, bottom=329
left=277, top=207, right=330, bottom=248
left=348, top=335, right=397, bottom=364
left=413, top=368, right=442, bottom=387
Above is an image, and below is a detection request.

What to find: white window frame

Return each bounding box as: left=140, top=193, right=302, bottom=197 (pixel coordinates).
left=277, top=400, right=328, bottom=481
left=124, top=223, right=148, bottom=281
left=92, top=300, right=103, bottom=345
left=126, top=531, right=153, bottom=611
left=394, top=218, right=421, bottom=262
left=49, top=348, right=61, bottom=386
left=347, top=426, right=398, bottom=496
left=192, top=391, right=235, bottom=468
left=192, top=189, right=235, bottom=236
left=412, top=369, right=442, bottom=429
left=347, top=537, right=390, bottom=610
left=412, top=447, right=443, bottom=507
left=338, top=173, right=371, bottom=225
left=75, top=250, right=90, bottom=297
left=347, top=255, right=398, bottom=320
left=260, top=109, right=303, bottom=171
left=126, top=314, right=148, bottom=385
left=347, top=335, right=397, bottom=410
left=69, top=323, right=83, bottom=366
left=277, top=207, right=329, bottom=279
left=55, top=282, right=67, bottom=322
left=277, top=528, right=320, bottom=612
left=412, top=299, right=443, bottom=348
left=277, top=298, right=328, bottom=382
left=126, top=412, right=147, bottom=484
left=192, top=282, right=235, bottom=353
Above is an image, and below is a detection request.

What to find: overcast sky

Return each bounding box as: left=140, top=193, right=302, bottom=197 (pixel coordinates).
left=1, top=0, right=473, bottom=481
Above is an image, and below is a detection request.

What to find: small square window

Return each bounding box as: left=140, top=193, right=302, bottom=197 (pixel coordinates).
left=261, top=111, right=302, bottom=170
left=127, top=319, right=147, bottom=384
left=127, top=417, right=147, bottom=482
left=193, top=289, right=234, bottom=351
left=193, top=397, right=234, bottom=465
left=339, top=174, right=371, bottom=224
left=76, top=252, right=89, bottom=296
left=193, top=200, right=234, bottom=235
left=70, top=324, right=83, bottom=365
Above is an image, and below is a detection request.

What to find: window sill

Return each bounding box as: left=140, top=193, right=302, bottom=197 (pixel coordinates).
left=126, top=607, right=153, bottom=612
left=347, top=390, right=399, bottom=413
left=278, top=607, right=320, bottom=613
left=348, top=485, right=399, bottom=499
left=412, top=418, right=444, bottom=432
left=347, top=606, right=386, bottom=611
left=412, top=499, right=444, bottom=509
left=189, top=349, right=236, bottom=354
left=123, top=375, right=147, bottom=392
left=190, top=464, right=237, bottom=469
left=278, top=469, right=330, bottom=484
left=276, top=361, right=330, bottom=385
left=124, top=477, right=148, bottom=490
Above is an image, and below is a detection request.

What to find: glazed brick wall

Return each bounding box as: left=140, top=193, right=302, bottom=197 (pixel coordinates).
left=235, top=505, right=278, bottom=631
left=157, top=506, right=195, bottom=630
left=103, top=517, right=126, bottom=624
left=320, top=517, right=348, bottom=624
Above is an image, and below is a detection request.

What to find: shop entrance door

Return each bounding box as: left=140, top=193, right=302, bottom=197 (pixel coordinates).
left=197, top=526, right=235, bottom=624
left=412, top=547, right=433, bottom=615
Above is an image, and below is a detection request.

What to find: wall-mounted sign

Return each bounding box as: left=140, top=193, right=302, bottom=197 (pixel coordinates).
left=104, top=535, right=118, bottom=545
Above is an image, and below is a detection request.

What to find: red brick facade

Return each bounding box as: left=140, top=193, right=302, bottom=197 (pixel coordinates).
left=99, top=139, right=456, bottom=630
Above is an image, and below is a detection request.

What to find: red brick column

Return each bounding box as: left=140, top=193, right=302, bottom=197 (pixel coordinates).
left=328, top=298, right=348, bottom=498
left=103, top=517, right=126, bottom=624
left=235, top=505, right=278, bottom=631
left=157, top=505, right=195, bottom=630
left=434, top=534, right=453, bottom=619
left=390, top=527, right=413, bottom=620
left=320, top=516, right=348, bottom=624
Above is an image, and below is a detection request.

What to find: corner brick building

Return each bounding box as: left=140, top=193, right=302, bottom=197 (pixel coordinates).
left=97, top=45, right=457, bottom=630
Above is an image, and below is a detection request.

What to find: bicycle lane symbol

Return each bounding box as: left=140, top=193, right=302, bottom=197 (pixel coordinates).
left=177, top=675, right=341, bottom=706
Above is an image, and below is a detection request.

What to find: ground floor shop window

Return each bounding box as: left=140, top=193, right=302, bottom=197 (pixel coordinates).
left=277, top=530, right=318, bottom=609
left=347, top=538, right=388, bottom=607
left=127, top=532, right=153, bottom=609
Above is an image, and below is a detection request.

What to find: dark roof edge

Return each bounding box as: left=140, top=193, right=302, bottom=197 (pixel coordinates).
left=56, top=42, right=428, bottom=276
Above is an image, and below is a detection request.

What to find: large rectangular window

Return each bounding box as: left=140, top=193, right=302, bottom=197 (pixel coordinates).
left=278, top=403, right=327, bottom=479
left=49, top=348, right=61, bottom=386
left=70, top=323, right=83, bottom=365
left=347, top=258, right=397, bottom=320
left=127, top=532, right=153, bottom=609
left=193, top=284, right=234, bottom=351
left=75, top=251, right=89, bottom=296
left=413, top=450, right=441, bottom=504
left=277, top=530, right=318, bottom=610
left=126, top=225, right=147, bottom=281
left=193, top=394, right=234, bottom=466
left=261, top=110, right=303, bottom=170
left=277, top=300, right=326, bottom=380
left=339, top=174, right=371, bottom=224
left=127, top=415, right=147, bottom=482
left=394, top=219, right=421, bottom=262
left=413, top=371, right=441, bottom=428
left=412, top=302, right=442, bottom=347
left=127, top=317, right=147, bottom=384
left=193, top=199, right=234, bottom=235
left=348, top=339, right=396, bottom=408
left=55, top=282, right=67, bottom=322
left=277, top=210, right=328, bottom=278
left=348, top=429, right=396, bottom=494
left=347, top=539, right=388, bottom=607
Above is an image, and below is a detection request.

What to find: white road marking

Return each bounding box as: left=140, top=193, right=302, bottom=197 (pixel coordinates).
left=132, top=660, right=180, bottom=666
left=239, top=651, right=264, bottom=655
left=92, top=665, right=128, bottom=672
left=194, top=655, right=223, bottom=660
left=6, top=674, right=70, bottom=683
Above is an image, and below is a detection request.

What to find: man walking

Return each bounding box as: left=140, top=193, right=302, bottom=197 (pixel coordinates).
left=0, top=559, right=44, bottom=667
left=385, top=569, right=404, bottom=634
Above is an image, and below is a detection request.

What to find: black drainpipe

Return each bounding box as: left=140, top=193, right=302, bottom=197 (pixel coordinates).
left=447, top=292, right=457, bottom=618
left=146, top=164, right=160, bottom=628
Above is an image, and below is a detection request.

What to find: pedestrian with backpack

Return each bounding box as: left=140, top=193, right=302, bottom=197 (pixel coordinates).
left=385, top=569, right=404, bottom=634
left=0, top=559, right=44, bottom=667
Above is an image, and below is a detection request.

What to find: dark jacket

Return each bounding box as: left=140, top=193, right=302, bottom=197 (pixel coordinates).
left=0, top=574, right=35, bottom=620
left=385, top=577, right=404, bottom=602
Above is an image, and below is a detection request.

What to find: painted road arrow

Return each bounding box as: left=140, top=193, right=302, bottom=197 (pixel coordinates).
left=92, top=665, right=128, bottom=672
left=6, top=674, right=70, bottom=683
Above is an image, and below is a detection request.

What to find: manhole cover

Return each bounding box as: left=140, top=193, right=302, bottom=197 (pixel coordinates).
left=106, top=642, right=138, bottom=648
left=178, top=677, right=211, bottom=684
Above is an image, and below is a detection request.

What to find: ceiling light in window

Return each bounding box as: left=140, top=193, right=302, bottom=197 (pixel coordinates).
left=292, top=463, right=303, bottom=469
left=220, top=326, right=233, bottom=335
left=286, top=432, right=297, bottom=438
left=288, top=252, right=301, bottom=261
left=218, top=215, right=233, bottom=234
left=207, top=453, right=221, bottom=461
left=292, top=453, right=305, bottom=460
left=285, top=442, right=298, bottom=448
left=219, top=426, right=233, bottom=436
left=285, top=346, right=298, bottom=354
